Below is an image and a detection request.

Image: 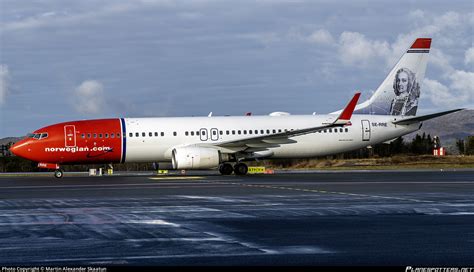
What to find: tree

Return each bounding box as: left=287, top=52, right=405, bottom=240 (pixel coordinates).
left=456, top=139, right=465, bottom=155
left=466, top=136, right=474, bottom=155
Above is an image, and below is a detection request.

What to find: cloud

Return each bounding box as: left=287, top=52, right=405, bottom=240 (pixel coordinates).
left=465, top=47, right=474, bottom=66
left=0, top=65, right=10, bottom=106
left=423, top=78, right=460, bottom=107
left=0, top=3, right=140, bottom=32
left=449, top=70, right=474, bottom=95
left=73, top=80, right=106, bottom=114
left=338, top=32, right=390, bottom=66
left=423, top=71, right=473, bottom=108
left=307, top=29, right=334, bottom=45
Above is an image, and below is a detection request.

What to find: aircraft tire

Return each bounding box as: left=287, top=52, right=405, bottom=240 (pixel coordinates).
left=54, top=169, right=64, bottom=178
left=233, top=163, right=248, bottom=175
left=219, top=163, right=234, bottom=175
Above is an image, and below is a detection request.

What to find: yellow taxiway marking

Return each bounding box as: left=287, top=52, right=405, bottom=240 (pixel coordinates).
left=148, top=176, right=204, bottom=180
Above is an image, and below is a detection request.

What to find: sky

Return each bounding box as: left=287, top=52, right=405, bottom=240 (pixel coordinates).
left=0, top=0, right=473, bottom=137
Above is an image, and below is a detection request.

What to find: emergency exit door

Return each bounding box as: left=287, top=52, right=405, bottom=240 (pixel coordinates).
left=361, top=120, right=371, bottom=141
left=64, top=125, right=76, bottom=147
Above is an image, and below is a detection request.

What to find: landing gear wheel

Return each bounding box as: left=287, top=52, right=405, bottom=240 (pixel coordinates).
left=233, top=163, right=248, bottom=176
left=219, top=163, right=234, bottom=175
left=54, top=169, right=64, bottom=178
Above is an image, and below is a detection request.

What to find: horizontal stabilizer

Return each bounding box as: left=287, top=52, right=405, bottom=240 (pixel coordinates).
left=392, top=109, right=464, bottom=125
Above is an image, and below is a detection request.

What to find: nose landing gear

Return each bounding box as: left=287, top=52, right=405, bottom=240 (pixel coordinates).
left=54, top=169, right=64, bottom=178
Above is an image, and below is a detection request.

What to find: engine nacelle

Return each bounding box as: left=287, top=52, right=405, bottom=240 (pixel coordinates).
left=172, top=147, right=224, bottom=170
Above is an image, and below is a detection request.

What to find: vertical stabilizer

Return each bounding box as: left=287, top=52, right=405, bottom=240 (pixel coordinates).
left=353, top=38, right=431, bottom=116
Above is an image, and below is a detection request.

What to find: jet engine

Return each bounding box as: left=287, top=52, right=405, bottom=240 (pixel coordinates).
left=172, top=147, right=228, bottom=169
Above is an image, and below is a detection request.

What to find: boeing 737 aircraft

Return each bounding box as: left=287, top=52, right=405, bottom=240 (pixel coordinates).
left=10, top=38, right=463, bottom=178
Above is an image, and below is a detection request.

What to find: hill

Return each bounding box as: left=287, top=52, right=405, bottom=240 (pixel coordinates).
left=404, top=109, right=473, bottom=154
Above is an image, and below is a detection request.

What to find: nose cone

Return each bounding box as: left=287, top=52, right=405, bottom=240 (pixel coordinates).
left=9, top=139, right=31, bottom=159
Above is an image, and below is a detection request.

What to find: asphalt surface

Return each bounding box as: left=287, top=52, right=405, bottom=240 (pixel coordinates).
left=0, top=170, right=473, bottom=266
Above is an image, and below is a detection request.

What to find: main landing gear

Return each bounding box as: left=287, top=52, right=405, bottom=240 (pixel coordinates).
left=218, top=162, right=249, bottom=175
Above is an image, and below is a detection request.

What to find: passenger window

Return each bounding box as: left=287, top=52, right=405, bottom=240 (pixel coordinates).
left=238, top=130, right=241, bottom=135
left=93, top=133, right=97, bottom=138
left=196, top=131, right=200, bottom=136
left=219, top=131, right=223, bottom=135
left=87, top=133, right=91, bottom=138
left=232, top=130, right=235, bottom=135
left=243, top=130, right=247, bottom=135
left=99, top=133, right=103, bottom=138
left=111, top=133, right=115, bottom=138
left=185, top=131, right=189, bottom=136
left=129, top=133, right=133, bottom=137
left=105, top=133, right=109, bottom=138
left=81, top=133, right=85, bottom=139
left=345, top=128, right=348, bottom=132
left=323, top=130, right=327, bottom=133
left=173, top=132, right=177, bottom=136
left=340, top=128, right=343, bottom=133
left=117, top=133, right=121, bottom=138
left=161, top=132, right=164, bottom=136
left=272, top=129, right=276, bottom=133
left=278, top=129, right=282, bottom=133
left=255, top=130, right=258, bottom=134
left=154, top=132, right=158, bottom=137
left=249, top=130, right=252, bottom=134
left=136, top=132, right=139, bottom=137
left=191, top=131, right=194, bottom=136
left=266, top=130, right=270, bottom=134
left=334, top=129, right=337, bottom=133
left=226, top=130, right=229, bottom=135
left=149, top=132, right=152, bottom=137
left=142, top=132, right=145, bottom=137
left=261, top=130, right=264, bottom=134
left=329, top=129, right=332, bottom=133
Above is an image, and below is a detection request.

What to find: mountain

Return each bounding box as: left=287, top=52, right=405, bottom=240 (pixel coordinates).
left=0, top=137, right=22, bottom=146
left=404, top=109, right=474, bottom=154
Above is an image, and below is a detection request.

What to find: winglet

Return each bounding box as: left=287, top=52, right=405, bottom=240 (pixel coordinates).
left=334, top=92, right=361, bottom=125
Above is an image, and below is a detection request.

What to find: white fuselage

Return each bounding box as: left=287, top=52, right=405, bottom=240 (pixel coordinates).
left=123, top=114, right=419, bottom=163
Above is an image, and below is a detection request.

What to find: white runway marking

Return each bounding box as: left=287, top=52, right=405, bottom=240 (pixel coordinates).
left=125, top=220, right=180, bottom=227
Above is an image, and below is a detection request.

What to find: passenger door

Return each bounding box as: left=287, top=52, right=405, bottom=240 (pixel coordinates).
left=361, top=120, right=370, bottom=141
left=64, top=125, right=76, bottom=147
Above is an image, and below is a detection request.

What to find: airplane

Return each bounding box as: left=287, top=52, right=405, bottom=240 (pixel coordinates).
left=10, top=38, right=463, bottom=178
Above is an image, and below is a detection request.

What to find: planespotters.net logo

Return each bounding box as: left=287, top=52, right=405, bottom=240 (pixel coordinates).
left=44, top=146, right=112, bottom=153
left=406, top=267, right=474, bottom=272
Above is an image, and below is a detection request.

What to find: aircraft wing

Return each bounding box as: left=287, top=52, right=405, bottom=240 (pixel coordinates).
left=392, top=109, right=464, bottom=125
left=200, top=93, right=360, bottom=152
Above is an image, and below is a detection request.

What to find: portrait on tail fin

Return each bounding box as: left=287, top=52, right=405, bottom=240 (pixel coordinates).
left=390, top=67, right=420, bottom=116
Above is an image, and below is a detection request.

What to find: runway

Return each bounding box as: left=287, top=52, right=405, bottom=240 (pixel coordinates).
left=0, top=170, right=473, bottom=266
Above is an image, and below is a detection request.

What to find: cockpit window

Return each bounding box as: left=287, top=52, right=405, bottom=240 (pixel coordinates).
left=27, top=132, right=48, bottom=139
